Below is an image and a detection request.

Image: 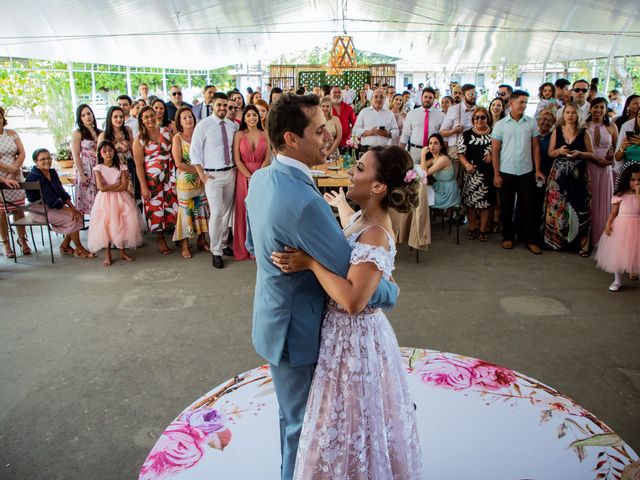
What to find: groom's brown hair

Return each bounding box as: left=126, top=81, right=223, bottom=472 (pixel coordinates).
left=267, top=93, right=320, bottom=152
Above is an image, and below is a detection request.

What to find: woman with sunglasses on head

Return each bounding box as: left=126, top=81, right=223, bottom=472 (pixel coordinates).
left=71, top=103, right=101, bottom=215
left=585, top=97, right=618, bottom=245
left=458, top=107, right=494, bottom=241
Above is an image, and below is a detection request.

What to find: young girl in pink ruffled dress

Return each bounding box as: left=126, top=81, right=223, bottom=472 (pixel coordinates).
left=594, top=163, right=640, bottom=291
left=88, top=140, right=144, bottom=266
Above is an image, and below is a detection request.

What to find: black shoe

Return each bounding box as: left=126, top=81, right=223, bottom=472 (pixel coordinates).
left=212, top=255, right=224, bottom=269
left=222, top=247, right=234, bottom=257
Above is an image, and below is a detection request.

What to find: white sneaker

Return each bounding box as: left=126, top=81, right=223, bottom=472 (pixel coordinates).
left=608, top=281, right=621, bottom=292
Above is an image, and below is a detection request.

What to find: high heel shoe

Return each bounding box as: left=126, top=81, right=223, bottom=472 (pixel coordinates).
left=2, top=242, right=15, bottom=259
left=17, top=237, right=32, bottom=255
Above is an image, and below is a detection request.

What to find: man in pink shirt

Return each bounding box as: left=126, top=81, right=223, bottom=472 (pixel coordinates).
left=330, top=86, right=356, bottom=150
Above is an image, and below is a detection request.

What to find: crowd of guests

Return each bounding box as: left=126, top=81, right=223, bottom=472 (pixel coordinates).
left=0, top=78, right=638, bottom=289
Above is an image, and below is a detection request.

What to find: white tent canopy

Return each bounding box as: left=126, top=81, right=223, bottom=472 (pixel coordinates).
left=2, top=0, right=640, bottom=69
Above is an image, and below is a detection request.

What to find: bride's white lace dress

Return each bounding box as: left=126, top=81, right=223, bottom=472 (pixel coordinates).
left=293, top=213, right=422, bottom=479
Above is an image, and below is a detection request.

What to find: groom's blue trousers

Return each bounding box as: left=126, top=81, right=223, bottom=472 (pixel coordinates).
left=269, top=344, right=316, bottom=480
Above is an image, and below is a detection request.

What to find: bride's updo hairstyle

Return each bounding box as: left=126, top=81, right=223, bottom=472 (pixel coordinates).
left=369, top=146, right=420, bottom=214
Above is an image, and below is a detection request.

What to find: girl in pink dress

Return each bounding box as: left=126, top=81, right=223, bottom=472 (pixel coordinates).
left=594, top=163, right=640, bottom=291
left=233, top=105, right=269, bottom=260
left=88, top=141, right=144, bottom=266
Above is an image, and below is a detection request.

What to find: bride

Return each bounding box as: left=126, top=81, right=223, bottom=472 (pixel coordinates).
left=271, top=145, right=423, bottom=479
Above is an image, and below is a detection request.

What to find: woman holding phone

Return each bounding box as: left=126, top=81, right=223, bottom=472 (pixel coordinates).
left=543, top=102, right=595, bottom=256
left=614, top=108, right=640, bottom=172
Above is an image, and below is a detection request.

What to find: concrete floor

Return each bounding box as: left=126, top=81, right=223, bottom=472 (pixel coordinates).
left=0, top=225, right=638, bottom=479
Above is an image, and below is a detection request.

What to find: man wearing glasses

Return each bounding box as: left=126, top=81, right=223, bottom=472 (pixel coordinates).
left=166, top=85, right=192, bottom=125
left=225, top=99, right=241, bottom=125
left=556, top=79, right=590, bottom=121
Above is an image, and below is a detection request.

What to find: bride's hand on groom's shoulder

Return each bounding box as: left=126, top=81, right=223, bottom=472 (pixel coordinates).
left=271, top=246, right=313, bottom=273
left=324, top=188, right=347, bottom=207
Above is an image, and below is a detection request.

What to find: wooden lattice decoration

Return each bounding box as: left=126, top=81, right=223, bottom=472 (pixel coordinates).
left=328, top=36, right=357, bottom=75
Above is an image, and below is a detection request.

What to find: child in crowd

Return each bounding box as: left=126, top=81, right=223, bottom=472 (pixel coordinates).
left=594, top=163, right=640, bottom=291
left=88, top=140, right=144, bottom=266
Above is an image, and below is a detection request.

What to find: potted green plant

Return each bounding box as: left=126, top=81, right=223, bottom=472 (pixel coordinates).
left=55, top=146, right=74, bottom=169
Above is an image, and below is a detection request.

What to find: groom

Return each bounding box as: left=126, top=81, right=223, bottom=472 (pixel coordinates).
left=245, top=94, right=399, bottom=479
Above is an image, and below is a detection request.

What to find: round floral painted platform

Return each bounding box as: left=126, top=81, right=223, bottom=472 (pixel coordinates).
left=139, top=348, right=638, bottom=479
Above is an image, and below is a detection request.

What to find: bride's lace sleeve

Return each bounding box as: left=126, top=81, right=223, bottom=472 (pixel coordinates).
left=350, top=242, right=394, bottom=279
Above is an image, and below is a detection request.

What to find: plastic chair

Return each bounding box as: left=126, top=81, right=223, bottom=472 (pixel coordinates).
left=0, top=182, right=55, bottom=263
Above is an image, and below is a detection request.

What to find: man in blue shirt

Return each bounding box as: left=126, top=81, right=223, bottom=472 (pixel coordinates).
left=492, top=90, right=545, bottom=254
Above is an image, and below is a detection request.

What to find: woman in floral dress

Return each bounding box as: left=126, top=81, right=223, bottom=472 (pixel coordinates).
left=71, top=104, right=101, bottom=214
left=98, top=106, right=137, bottom=198
left=544, top=102, right=595, bottom=256
left=133, top=106, right=177, bottom=254
left=0, top=106, right=31, bottom=258
left=171, top=107, right=209, bottom=259
left=458, top=107, right=494, bottom=241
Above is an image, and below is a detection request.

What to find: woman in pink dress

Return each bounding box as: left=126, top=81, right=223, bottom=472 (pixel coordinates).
left=585, top=97, right=618, bottom=245
left=233, top=105, right=269, bottom=260
left=71, top=104, right=101, bottom=214
left=88, top=141, right=143, bottom=266
left=133, top=106, right=178, bottom=254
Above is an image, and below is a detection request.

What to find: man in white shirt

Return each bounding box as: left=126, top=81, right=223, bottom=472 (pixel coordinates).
left=608, top=89, right=623, bottom=116
left=557, top=79, right=591, bottom=121
left=440, top=83, right=477, bottom=175
left=413, top=83, right=424, bottom=107
left=191, top=92, right=239, bottom=269
left=192, top=85, right=217, bottom=121
left=352, top=88, right=399, bottom=149
left=117, top=95, right=138, bottom=138
left=364, top=83, right=374, bottom=101
left=383, top=85, right=396, bottom=110
left=138, top=83, right=150, bottom=105
left=341, top=84, right=356, bottom=105
left=400, top=87, right=445, bottom=164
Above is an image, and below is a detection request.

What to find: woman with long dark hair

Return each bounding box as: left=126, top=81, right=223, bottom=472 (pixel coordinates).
left=98, top=106, right=138, bottom=198
left=544, top=102, right=595, bottom=256
left=71, top=103, right=101, bottom=214
left=615, top=94, right=640, bottom=130
left=133, top=105, right=177, bottom=254
left=421, top=133, right=460, bottom=210
left=232, top=105, right=270, bottom=260
left=152, top=98, right=170, bottom=129
left=585, top=97, right=618, bottom=244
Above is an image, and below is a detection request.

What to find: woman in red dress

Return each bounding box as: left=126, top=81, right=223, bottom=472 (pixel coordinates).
left=232, top=105, right=270, bottom=260
left=133, top=106, right=178, bottom=254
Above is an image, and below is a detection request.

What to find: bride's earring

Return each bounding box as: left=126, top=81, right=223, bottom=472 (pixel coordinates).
left=369, top=189, right=374, bottom=197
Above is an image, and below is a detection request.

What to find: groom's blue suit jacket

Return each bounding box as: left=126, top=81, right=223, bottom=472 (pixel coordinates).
left=246, top=159, right=398, bottom=368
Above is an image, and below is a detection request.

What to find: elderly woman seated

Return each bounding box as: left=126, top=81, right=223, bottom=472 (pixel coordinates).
left=25, top=148, right=95, bottom=258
